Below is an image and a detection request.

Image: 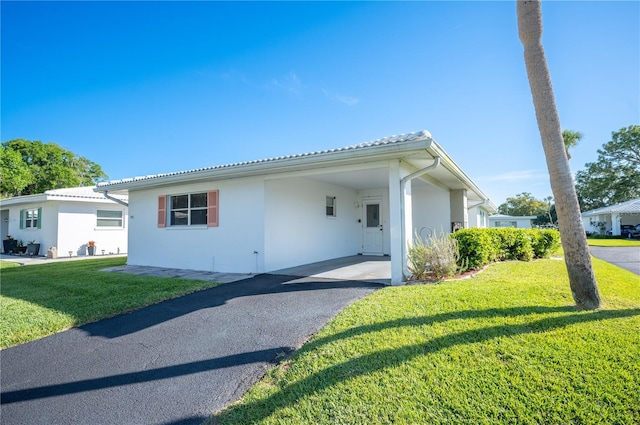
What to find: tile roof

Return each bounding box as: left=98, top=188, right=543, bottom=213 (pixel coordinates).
left=581, top=198, right=640, bottom=216
left=45, top=186, right=127, bottom=200
left=0, top=187, right=128, bottom=205
left=97, top=131, right=432, bottom=188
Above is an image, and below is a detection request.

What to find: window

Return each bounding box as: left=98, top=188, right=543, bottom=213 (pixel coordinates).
left=20, top=208, right=41, bottom=229
left=158, top=190, right=218, bottom=228
left=326, top=196, right=336, bottom=217
left=170, top=193, right=207, bottom=226
left=97, top=210, right=123, bottom=227
left=495, top=221, right=517, bottom=228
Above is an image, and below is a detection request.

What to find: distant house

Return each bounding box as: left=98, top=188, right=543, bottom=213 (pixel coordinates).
left=581, top=198, right=640, bottom=236
left=95, top=131, right=496, bottom=284
left=469, top=201, right=497, bottom=229
left=0, top=187, right=128, bottom=257
left=488, top=214, right=537, bottom=229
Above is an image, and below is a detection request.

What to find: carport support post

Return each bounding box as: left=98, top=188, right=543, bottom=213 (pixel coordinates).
left=388, top=160, right=413, bottom=285
left=389, top=161, right=403, bottom=284
left=450, top=189, right=468, bottom=230
left=611, top=213, right=621, bottom=236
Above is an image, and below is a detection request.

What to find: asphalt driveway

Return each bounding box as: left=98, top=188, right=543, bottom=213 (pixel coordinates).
left=1, top=273, right=381, bottom=425
left=589, top=246, right=640, bottom=275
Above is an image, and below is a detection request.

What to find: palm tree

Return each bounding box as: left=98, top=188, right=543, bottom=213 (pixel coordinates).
left=562, top=129, right=583, bottom=159
left=517, top=0, right=600, bottom=309
left=544, top=195, right=554, bottom=225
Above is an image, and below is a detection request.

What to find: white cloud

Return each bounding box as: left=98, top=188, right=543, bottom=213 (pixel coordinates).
left=323, top=88, right=359, bottom=106
left=266, top=72, right=304, bottom=95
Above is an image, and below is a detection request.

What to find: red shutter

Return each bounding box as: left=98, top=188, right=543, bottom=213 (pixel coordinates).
left=158, top=195, right=166, bottom=228
left=207, top=190, right=219, bottom=227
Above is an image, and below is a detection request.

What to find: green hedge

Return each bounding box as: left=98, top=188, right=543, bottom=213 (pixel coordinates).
left=450, top=228, right=560, bottom=269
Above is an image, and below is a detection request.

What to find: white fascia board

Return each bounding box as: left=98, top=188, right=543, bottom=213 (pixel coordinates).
left=95, top=137, right=434, bottom=192
left=426, top=141, right=491, bottom=202
left=1, top=193, right=122, bottom=208
left=0, top=194, right=48, bottom=207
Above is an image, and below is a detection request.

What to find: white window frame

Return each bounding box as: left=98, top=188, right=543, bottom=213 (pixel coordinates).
left=169, top=192, right=208, bottom=227
left=326, top=196, right=336, bottom=218
left=23, top=208, right=39, bottom=229
left=96, top=210, right=124, bottom=228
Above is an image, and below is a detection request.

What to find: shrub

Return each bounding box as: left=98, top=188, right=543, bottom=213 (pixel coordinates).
left=407, top=235, right=430, bottom=280
left=451, top=228, right=561, bottom=270
left=450, top=228, right=495, bottom=269
left=407, top=232, right=460, bottom=280
left=532, top=229, right=561, bottom=258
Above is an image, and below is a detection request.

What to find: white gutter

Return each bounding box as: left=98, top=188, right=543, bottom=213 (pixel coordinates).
left=103, top=191, right=129, bottom=207
left=425, top=143, right=490, bottom=202
left=400, top=156, right=440, bottom=279
left=468, top=199, right=497, bottom=213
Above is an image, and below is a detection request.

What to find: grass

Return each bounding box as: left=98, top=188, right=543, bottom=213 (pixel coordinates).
left=0, top=260, right=20, bottom=269
left=214, top=258, right=640, bottom=425
left=0, top=257, right=223, bottom=348
left=587, top=238, right=640, bottom=247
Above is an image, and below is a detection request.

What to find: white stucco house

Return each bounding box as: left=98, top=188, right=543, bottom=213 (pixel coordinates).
left=581, top=198, right=640, bottom=236
left=488, top=214, right=537, bottom=229
left=0, top=186, right=128, bottom=257
left=95, top=131, right=495, bottom=284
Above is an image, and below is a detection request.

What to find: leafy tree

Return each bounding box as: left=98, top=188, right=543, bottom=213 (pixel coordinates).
left=562, top=129, right=583, bottom=160
left=575, top=125, right=640, bottom=211
left=0, top=139, right=108, bottom=198
left=0, top=148, right=34, bottom=197
left=498, top=192, right=549, bottom=217
left=517, top=0, right=600, bottom=309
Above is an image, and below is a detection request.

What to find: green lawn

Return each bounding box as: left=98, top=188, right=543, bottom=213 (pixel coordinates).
left=587, top=238, right=640, bottom=247
left=0, top=257, right=223, bottom=348
left=215, top=258, right=640, bottom=425
left=0, top=260, right=20, bottom=269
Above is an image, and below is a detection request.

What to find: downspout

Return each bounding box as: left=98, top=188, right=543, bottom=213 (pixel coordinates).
left=103, top=191, right=129, bottom=207
left=399, top=156, right=440, bottom=279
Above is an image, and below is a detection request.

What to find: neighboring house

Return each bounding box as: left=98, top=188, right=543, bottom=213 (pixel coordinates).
left=581, top=198, right=640, bottom=236
left=0, top=186, right=128, bottom=257
left=469, top=200, right=497, bottom=229
left=95, top=131, right=495, bottom=284
left=488, top=214, right=537, bottom=229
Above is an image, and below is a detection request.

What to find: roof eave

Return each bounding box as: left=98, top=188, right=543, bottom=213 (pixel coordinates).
left=425, top=141, right=491, bottom=203
left=95, top=136, right=434, bottom=192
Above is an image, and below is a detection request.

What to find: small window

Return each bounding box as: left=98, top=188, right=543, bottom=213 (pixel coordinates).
left=170, top=193, right=208, bottom=226
left=23, top=208, right=39, bottom=228
left=495, top=221, right=517, bottom=228
left=97, top=210, right=123, bottom=227
left=326, top=196, right=336, bottom=217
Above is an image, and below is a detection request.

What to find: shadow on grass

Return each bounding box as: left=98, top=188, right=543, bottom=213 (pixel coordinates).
left=214, top=306, right=640, bottom=423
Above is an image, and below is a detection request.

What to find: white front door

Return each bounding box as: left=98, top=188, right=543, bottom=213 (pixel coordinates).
left=362, top=202, right=383, bottom=255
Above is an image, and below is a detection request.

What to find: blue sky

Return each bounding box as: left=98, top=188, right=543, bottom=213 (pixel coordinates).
left=2, top=1, right=638, bottom=206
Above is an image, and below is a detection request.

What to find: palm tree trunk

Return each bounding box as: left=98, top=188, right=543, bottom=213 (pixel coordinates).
left=517, top=0, right=600, bottom=309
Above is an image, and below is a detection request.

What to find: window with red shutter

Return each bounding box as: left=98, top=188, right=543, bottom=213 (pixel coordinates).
left=158, top=195, right=166, bottom=228
left=207, top=190, right=219, bottom=227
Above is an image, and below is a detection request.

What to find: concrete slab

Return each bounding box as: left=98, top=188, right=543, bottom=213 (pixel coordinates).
left=273, top=255, right=391, bottom=285
left=102, top=256, right=390, bottom=285
left=101, top=265, right=254, bottom=284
